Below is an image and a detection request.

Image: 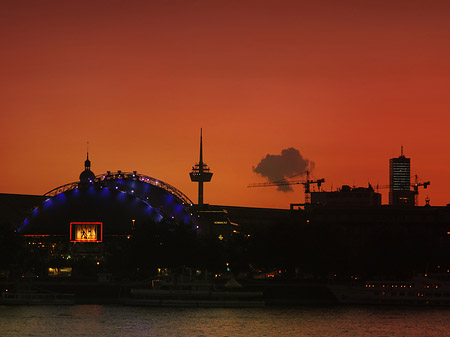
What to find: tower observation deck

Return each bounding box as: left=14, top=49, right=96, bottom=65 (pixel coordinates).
left=190, top=129, right=213, bottom=206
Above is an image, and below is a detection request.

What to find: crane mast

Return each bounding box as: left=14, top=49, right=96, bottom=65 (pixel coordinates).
left=248, top=170, right=325, bottom=204
left=413, top=175, right=430, bottom=206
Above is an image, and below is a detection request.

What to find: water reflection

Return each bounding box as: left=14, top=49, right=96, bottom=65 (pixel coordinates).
left=1, top=305, right=450, bottom=336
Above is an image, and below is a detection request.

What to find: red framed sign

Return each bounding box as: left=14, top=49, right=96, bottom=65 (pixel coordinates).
left=70, top=222, right=103, bottom=242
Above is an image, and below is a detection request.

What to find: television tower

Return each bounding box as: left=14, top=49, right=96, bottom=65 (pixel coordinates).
left=190, top=129, right=213, bottom=206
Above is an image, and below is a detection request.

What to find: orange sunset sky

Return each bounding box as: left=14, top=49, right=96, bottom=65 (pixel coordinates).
left=1, top=0, right=450, bottom=209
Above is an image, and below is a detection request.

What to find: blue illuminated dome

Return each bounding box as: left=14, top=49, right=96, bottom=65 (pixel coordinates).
left=19, top=154, right=197, bottom=236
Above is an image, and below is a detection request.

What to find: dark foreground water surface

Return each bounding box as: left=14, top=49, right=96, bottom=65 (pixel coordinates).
left=1, top=305, right=450, bottom=336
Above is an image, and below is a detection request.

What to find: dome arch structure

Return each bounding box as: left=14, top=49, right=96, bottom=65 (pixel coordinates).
left=19, top=170, right=197, bottom=235
left=44, top=170, right=194, bottom=207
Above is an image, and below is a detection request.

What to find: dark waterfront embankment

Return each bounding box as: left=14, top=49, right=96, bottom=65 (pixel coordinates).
left=3, top=191, right=450, bottom=302
left=211, top=204, right=450, bottom=280
left=261, top=282, right=336, bottom=305
left=1, top=279, right=338, bottom=306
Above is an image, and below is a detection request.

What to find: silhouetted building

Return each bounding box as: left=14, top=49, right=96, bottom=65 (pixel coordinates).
left=0, top=193, right=45, bottom=226
left=311, top=185, right=381, bottom=208
left=195, top=208, right=238, bottom=237
left=389, top=148, right=414, bottom=206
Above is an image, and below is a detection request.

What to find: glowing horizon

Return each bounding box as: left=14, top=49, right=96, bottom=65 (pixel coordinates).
left=1, top=1, right=449, bottom=208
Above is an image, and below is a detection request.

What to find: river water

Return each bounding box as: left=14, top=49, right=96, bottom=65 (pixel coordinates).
left=1, top=305, right=449, bottom=336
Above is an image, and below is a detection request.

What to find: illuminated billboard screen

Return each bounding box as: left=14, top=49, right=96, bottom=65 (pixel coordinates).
left=70, top=222, right=103, bottom=242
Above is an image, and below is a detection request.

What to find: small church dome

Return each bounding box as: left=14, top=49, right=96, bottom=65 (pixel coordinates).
left=80, top=153, right=95, bottom=183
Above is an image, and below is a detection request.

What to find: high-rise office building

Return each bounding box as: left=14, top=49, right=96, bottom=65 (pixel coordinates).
left=389, top=147, right=414, bottom=206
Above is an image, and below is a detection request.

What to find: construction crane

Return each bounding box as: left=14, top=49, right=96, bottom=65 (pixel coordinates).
left=248, top=171, right=325, bottom=204
left=375, top=175, right=430, bottom=206
left=412, top=175, right=430, bottom=206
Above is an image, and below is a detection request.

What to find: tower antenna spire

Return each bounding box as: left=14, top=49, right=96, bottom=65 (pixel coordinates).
left=199, top=128, right=203, bottom=165
left=401, top=145, right=403, bottom=157
left=190, top=129, right=213, bottom=207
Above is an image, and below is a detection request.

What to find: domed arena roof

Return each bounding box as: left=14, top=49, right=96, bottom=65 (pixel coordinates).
left=19, top=171, right=197, bottom=236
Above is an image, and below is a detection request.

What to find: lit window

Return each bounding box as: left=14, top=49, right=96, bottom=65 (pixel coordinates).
left=70, top=222, right=103, bottom=242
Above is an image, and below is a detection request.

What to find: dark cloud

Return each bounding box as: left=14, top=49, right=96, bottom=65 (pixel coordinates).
left=253, top=147, right=313, bottom=192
